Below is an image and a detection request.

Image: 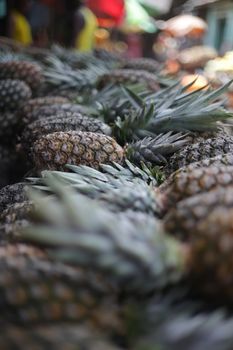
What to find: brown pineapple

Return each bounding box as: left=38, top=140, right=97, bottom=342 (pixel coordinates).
left=32, top=131, right=124, bottom=171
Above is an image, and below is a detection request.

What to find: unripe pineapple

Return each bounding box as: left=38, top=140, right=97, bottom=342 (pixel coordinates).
left=21, top=113, right=112, bottom=151
left=98, top=69, right=160, bottom=91
left=32, top=131, right=124, bottom=171
left=0, top=80, right=31, bottom=111
left=160, top=165, right=233, bottom=211
left=163, top=135, right=233, bottom=176
left=0, top=61, right=43, bottom=91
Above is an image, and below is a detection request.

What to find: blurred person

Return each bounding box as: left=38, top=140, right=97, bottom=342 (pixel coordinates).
left=28, top=0, right=50, bottom=47
left=0, top=0, right=8, bottom=35
left=10, top=0, right=32, bottom=45
left=65, top=0, right=98, bottom=52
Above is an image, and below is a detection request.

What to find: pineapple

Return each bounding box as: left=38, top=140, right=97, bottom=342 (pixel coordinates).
left=163, top=135, right=233, bottom=176
left=21, top=102, right=93, bottom=126
left=0, top=61, right=43, bottom=91
left=19, top=96, right=69, bottom=126
left=98, top=69, right=160, bottom=91
left=0, top=255, right=121, bottom=332
left=31, top=129, right=189, bottom=172
left=0, top=183, right=27, bottom=212
left=32, top=131, right=124, bottom=171
left=163, top=186, right=233, bottom=239
left=160, top=165, right=233, bottom=210
left=0, top=80, right=31, bottom=110
left=21, top=113, right=112, bottom=151
left=187, top=206, right=233, bottom=304
left=120, top=58, right=160, bottom=73
left=0, top=201, right=34, bottom=242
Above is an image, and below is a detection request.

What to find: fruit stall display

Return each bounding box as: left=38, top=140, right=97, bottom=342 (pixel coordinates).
left=1, top=38, right=233, bottom=349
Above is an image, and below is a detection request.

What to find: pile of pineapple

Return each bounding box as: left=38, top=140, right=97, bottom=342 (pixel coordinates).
left=1, top=38, right=233, bottom=349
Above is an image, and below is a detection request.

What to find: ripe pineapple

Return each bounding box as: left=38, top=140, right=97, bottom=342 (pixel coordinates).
left=0, top=183, right=27, bottom=212
left=160, top=165, right=233, bottom=210
left=98, top=69, right=160, bottom=91
left=187, top=206, right=233, bottom=304
left=0, top=80, right=31, bottom=110
left=19, top=96, right=69, bottom=126
left=21, top=113, right=112, bottom=151
left=163, top=135, right=233, bottom=176
left=163, top=153, right=233, bottom=181
left=32, top=131, right=124, bottom=171
left=31, top=129, right=189, bottom=172
left=163, top=186, right=233, bottom=239
left=0, top=61, right=43, bottom=91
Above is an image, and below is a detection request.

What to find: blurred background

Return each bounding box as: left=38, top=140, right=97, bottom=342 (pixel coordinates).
left=1, top=0, right=233, bottom=90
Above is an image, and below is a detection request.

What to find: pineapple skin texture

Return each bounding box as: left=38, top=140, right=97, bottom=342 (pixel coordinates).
left=164, top=186, right=233, bottom=239
left=0, top=79, right=31, bottom=111
left=33, top=131, right=124, bottom=171
left=0, top=61, right=43, bottom=91
left=20, top=96, right=69, bottom=126
left=21, top=113, right=112, bottom=151
left=0, top=255, right=121, bottom=330
left=164, top=136, right=233, bottom=176
left=188, top=207, right=233, bottom=304
left=160, top=165, right=233, bottom=210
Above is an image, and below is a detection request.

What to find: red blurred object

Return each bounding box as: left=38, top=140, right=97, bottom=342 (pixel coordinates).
left=40, top=0, right=57, bottom=6
left=87, top=0, right=125, bottom=27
